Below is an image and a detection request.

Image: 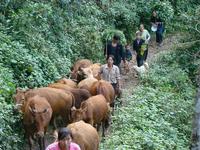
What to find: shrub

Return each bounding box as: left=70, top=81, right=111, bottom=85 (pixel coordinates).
left=102, top=49, right=196, bottom=149
left=0, top=64, right=24, bottom=150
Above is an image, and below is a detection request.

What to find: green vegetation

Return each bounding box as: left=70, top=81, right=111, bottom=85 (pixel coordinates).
left=0, top=0, right=199, bottom=149
left=102, top=41, right=200, bottom=149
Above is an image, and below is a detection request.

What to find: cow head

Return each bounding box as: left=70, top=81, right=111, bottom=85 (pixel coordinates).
left=28, top=103, right=52, bottom=138
left=71, top=105, right=87, bottom=123
left=13, top=88, right=27, bottom=111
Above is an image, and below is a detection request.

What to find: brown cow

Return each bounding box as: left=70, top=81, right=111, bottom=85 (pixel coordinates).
left=13, top=87, right=75, bottom=128
left=77, top=68, right=98, bottom=93
left=71, top=95, right=110, bottom=137
left=48, top=83, right=91, bottom=109
left=23, top=95, right=52, bottom=150
left=71, top=59, right=93, bottom=82
left=90, top=80, right=115, bottom=108
left=56, top=78, right=77, bottom=88
left=67, top=121, right=100, bottom=150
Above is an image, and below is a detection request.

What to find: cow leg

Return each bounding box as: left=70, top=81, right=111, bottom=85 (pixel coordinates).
left=53, top=118, right=57, bottom=129
left=97, top=123, right=101, bottom=131
left=42, top=136, right=45, bottom=150
left=102, top=122, right=105, bottom=137
left=28, top=136, right=34, bottom=150
left=38, top=136, right=45, bottom=150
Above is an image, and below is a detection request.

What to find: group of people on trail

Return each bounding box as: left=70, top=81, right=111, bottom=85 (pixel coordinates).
left=101, top=10, right=164, bottom=92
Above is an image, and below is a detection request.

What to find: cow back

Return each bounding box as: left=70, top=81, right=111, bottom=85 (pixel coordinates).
left=48, top=84, right=91, bottom=109
left=24, top=88, right=74, bottom=118
left=91, top=80, right=115, bottom=104
left=67, top=121, right=99, bottom=150
left=81, top=95, right=109, bottom=125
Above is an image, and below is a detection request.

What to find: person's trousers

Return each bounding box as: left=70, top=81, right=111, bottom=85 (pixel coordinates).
left=156, top=30, right=163, bottom=44
left=136, top=55, right=144, bottom=67
left=144, top=46, right=148, bottom=61
left=111, top=83, right=118, bottom=107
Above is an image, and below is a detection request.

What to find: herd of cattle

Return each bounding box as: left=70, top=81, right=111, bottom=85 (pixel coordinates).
left=13, top=59, right=120, bottom=150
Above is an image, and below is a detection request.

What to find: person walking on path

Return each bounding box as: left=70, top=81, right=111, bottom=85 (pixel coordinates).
left=46, top=127, right=81, bottom=150
left=104, top=34, right=126, bottom=69
left=133, top=31, right=146, bottom=67
left=139, top=24, right=150, bottom=62
left=150, top=10, right=164, bottom=47
left=99, top=55, right=122, bottom=98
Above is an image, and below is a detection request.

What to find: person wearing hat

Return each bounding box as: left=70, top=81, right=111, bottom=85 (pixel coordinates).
left=46, top=127, right=80, bottom=150
left=150, top=10, right=164, bottom=47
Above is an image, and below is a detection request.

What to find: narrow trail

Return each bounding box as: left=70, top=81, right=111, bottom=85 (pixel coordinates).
left=120, top=34, right=180, bottom=98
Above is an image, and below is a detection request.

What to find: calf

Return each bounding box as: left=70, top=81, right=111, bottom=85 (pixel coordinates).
left=67, top=121, right=100, bottom=150
left=23, top=95, right=52, bottom=150
left=71, top=95, right=110, bottom=137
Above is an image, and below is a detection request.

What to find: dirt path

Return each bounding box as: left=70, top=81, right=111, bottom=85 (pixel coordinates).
left=120, top=34, right=181, bottom=97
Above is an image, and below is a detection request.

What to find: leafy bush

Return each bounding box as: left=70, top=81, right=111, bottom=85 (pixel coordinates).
left=0, top=102, right=24, bottom=150
left=102, top=29, right=127, bottom=45
left=102, top=49, right=196, bottom=149
left=0, top=64, right=24, bottom=150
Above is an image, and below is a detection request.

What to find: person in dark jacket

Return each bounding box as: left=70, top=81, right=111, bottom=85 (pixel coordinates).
left=104, top=34, right=126, bottom=68
left=125, top=44, right=132, bottom=62
left=151, top=10, right=164, bottom=46
left=133, top=31, right=145, bottom=67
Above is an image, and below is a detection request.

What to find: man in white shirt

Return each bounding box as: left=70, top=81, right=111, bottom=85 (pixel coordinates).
left=99, top=55, right=121, bottom=96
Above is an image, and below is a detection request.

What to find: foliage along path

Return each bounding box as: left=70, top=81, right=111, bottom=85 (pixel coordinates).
left=100, top=34, right=188, bottom=150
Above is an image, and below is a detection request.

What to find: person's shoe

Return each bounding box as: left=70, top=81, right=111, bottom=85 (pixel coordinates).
left=158, top=43, right=163, bottom=47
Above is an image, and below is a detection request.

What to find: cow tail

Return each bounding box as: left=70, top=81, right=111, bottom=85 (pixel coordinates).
left=105, top=103, right=111, bottom=129
left=97, top=82, right=104, bottom=95
left=69, top=92, right=75, bottom=123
